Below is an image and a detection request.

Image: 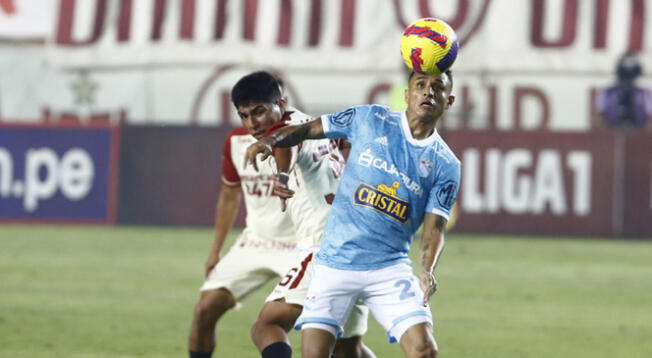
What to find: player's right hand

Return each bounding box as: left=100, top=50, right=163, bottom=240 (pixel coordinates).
left=420, top=270, right=438, bottom=307
left=205, top=252, right=220, bottom=277
left=244, top=140, right=273, bottom=171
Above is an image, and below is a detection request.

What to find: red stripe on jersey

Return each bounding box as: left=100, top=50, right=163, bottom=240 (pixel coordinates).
left=289, top=253, right=314, bottom=289
left=222, top=127, right=250, bottom=183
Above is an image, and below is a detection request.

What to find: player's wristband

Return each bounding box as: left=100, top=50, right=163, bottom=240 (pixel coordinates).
left=277, top=172, right=290, bottom=186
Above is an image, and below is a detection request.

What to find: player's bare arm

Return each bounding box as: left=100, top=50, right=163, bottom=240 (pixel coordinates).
left=244, top=119, right=325, bottom=171
left=419, top=212, right=447, bottom=306
left=205, top=184, right=242, bottom=277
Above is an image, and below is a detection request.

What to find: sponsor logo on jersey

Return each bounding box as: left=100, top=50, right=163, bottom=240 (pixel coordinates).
left=353, top=181, right=410, bottom=223
left=374, top=136, right=388, bottom=145
left=358, top=149, right=423, bottom=196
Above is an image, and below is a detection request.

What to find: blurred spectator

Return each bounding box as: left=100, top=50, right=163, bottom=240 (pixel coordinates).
left=595, top=52, right=652, bottom=130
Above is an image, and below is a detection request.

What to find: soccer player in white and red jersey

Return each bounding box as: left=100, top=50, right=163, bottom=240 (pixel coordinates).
left=188, top=71, right=373, bottom=358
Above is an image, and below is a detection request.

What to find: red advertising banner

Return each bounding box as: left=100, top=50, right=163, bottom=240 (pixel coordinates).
left=446, top=130, right=621, bottom=236
left=111, top=127, right=651, bottom=237
left=622, top=132, right=652, bottom=237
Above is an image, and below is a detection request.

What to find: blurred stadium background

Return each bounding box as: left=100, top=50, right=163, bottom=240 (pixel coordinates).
left=0, top=1, right=651, bottom=357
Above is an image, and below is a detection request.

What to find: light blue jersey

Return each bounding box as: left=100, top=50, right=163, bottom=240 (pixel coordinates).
left=317, top=105, right=460, bottom=270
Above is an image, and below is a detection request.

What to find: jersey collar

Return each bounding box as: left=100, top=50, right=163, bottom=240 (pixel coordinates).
left=399, top=111, right=440, bottom=146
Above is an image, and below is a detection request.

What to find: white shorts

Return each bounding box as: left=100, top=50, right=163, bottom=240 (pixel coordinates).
left=295, top=263, right=432, bottom=343
left=200, top=231, right=307, bottom=304
left=265, top=252, right=369, bottom=338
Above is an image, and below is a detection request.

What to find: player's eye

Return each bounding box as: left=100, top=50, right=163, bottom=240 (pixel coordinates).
left=252, top=107, right=266, bottom=116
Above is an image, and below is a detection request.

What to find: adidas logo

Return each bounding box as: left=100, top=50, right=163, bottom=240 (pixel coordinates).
left=374, top=136, right=388, bottom=145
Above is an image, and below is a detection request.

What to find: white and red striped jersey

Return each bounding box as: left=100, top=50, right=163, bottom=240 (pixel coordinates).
left=222, top=127, right=298, bottom=243
left=272, top=109, right=346, bottom=245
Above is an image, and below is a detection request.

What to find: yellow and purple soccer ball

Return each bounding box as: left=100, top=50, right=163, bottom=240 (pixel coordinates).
left=400, top=18, right=459, bottom=75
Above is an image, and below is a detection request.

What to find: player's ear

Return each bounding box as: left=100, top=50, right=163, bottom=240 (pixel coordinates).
left=277, top=97, right=288, bottom=112
left=446, top=95, right=455, bottom=109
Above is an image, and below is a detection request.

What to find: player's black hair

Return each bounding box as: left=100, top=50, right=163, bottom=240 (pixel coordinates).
left=408, top=70, right=454, bottom=89
left=231, top=71, right=283, bottom=108
left=445, top=70, right=453, bottom=88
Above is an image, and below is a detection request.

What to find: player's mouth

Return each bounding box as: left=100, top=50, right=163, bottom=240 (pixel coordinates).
left=252, top=130, right=265, bottom=138
left=419, top=100, right=437, bottom=110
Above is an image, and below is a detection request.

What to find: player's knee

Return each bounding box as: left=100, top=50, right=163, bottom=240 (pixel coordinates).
left=407, top=340, right=437, bottom=358
left=250, top=319, right=263, bottom=341
left=302, top=343, right=330, bottom=358
left=194, top=289, right=235, bottom=324
left=258, top=301, right=301, bottom=331
left=333, top=336, right=362, bottom=358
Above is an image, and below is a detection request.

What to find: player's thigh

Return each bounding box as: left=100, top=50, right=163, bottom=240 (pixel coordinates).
left=295, top=264, right=362, bottom=338
left=362, top=264, right=433, bottom=344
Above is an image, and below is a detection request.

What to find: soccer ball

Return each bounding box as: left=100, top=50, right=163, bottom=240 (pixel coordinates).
left=400, top=18, right=459, bottom=75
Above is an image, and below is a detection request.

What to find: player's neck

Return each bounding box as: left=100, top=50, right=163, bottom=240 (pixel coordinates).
left=408, top=114, right=438, bottom=140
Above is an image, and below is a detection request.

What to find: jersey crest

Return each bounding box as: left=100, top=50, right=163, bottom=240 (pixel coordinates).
left=353, top=181, right=410, bottom=224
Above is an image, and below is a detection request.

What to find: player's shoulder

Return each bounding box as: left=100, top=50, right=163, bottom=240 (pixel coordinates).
left=432, top=136, right=461, bottom=168
left=286, top=107, right=314, bottom=125
left=355, top=104, right=391, bottom=117
left=226, top=127, right=255, bottom=147
left=348, top=104, right=402, bottom=127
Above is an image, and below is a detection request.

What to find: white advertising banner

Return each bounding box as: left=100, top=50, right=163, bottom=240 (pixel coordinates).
left=6, top=48, right=650, bottom=130
left=0, top=0, right=55, bottom=39
left=45, top=0, right=652, bottom=72
left=1, top=0, right=651, bottom=129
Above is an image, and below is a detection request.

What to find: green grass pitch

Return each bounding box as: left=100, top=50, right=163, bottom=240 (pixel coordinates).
left=1, top=225, right=651, bottom=358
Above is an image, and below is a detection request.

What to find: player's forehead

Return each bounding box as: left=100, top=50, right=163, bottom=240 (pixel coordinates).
left=409, top=72, right=450, bottom=87
left=236, top=100, right=274, bottom=114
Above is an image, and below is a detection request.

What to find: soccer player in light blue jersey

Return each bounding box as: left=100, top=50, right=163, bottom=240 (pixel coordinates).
left=245, top=70, right=459, bottom=358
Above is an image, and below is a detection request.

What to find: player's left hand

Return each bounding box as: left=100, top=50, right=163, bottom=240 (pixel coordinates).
left=420, top=270, right=438, bottom=307
left=274, top=173, right=295, bottom=212
left=244, top=140, right=273, bottom=171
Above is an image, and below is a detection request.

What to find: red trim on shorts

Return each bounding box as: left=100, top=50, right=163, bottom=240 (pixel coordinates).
left=290, top=253, right=313, bottom=289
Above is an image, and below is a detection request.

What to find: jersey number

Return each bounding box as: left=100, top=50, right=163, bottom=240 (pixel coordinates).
left=278, top=253, right=313, bottom=288
left=245, top=181, right=273, bottom=197
left=394, top=279, right=416, bottom=300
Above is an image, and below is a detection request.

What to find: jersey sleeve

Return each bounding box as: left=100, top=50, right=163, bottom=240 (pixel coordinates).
left=426, top=160, right=461, bottom=220
left=221, top=131, right=240, bottom=186
left=320, top=105, right=372, bottom=141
